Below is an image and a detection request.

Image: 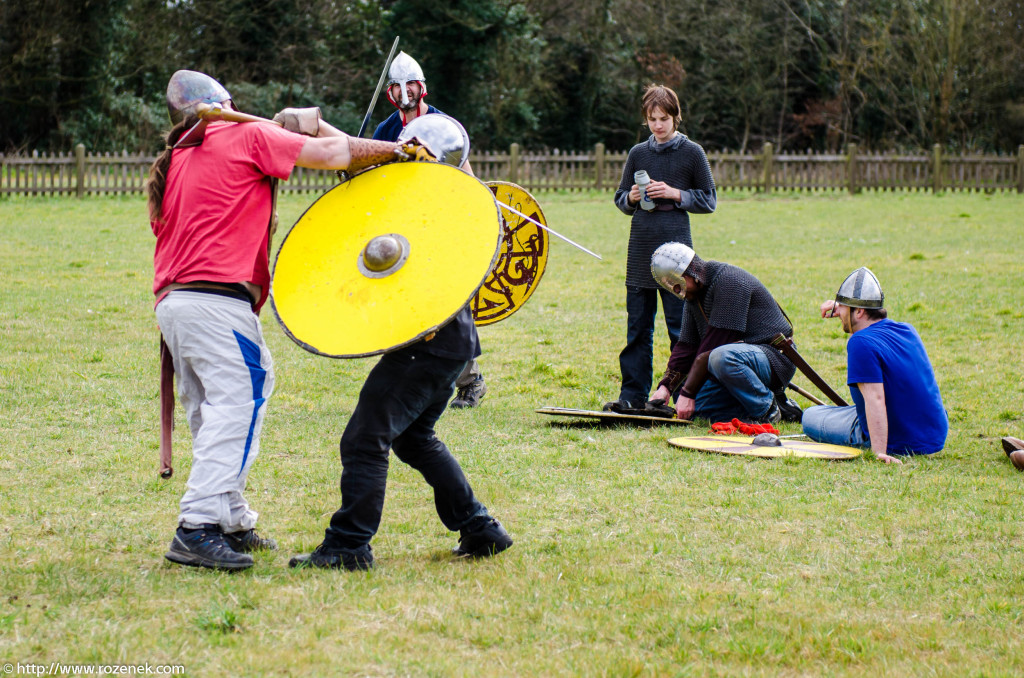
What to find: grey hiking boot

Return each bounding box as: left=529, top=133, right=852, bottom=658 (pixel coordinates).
left=224, top=528, right=277, bottom=553
left=451, top=377, right=487, bottom=408
left=453, top=517, right=513, bottom=558
left=289, top=543, right=374, bottom=571
left=165, top=525, right=254, bottom=571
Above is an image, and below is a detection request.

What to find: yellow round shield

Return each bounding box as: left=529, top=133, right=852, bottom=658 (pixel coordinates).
left=472, top=182, right=549, bottom=325
left=271, top=162, right=500, bottom=358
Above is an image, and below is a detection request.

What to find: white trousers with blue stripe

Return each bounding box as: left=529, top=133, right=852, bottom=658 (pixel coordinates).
left=156, top=291, right=274, bottom=532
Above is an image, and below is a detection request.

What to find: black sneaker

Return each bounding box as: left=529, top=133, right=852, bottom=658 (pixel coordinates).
left=602, top=399, right=645, bottom=415
left=224, top=528, right=278, bottom=553
left=451, top=378, right=487, bottom=408
left=288, top=543, right=374, bottom=571
left=165, top=525, right=254, bottom=571
left=453, top=517, right=513, bottom=558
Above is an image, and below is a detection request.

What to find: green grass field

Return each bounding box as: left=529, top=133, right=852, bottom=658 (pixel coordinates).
left=1, top=189, right=1022, bottom=676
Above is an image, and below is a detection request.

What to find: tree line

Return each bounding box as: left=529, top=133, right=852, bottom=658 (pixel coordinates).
left=1, top=0, right=1022, bottom=155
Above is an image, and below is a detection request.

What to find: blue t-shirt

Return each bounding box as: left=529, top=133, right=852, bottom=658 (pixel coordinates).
left=372, top=105, right=444, bottom=142
left=846, top=319, right=948, bottom=454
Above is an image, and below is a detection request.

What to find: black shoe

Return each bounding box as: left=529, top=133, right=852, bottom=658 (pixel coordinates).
left=602, top=399, right=645, bottom=415
left=775, top=394, right=803, bottom=423
left=224, top=528, right=278, bottom=553
left=165, top=525, right=254, bottom=571
left=644, top=398, right=676, bottom=419
left=761, top=402, right=782, bottom=425
left=451, top=378, right=487, bottom=408
left=453, top=517, right=513, bottom=558
left=289, top=543, right=374, bottom=571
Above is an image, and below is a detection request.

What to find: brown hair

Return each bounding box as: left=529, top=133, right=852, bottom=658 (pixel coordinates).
left=146, top=117, right=194, bottom=223
left=641, top=84, right=681, bottom=125
left=863, top=307, right=888, bottom=320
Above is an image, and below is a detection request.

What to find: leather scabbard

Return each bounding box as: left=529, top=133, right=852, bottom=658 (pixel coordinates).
left=159, top=336, right=175, bottom=478
left=771, top=333, right=850, bottom=407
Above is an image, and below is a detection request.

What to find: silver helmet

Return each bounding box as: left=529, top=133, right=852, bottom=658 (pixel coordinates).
left=386, top=52, right=427, bottom=109
left=397, top=114, right=470, bottom=168
left=651, top=242, right=696, bottom=299
left=834, top=267, right=884, bottom=310
left=166, top=70, right=231, bottom=125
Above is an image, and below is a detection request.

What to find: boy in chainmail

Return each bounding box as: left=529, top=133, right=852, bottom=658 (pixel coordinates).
left=605, top=84, right=717, bottom=414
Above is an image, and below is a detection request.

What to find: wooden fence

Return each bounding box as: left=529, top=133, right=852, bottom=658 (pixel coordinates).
left=2, top=143, right=1023, bottom=197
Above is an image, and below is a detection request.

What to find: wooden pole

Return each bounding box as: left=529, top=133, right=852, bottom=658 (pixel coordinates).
left=594, top=142, right=605, bottom=190
left=75, top=144, right=86, bottom=198
left=847, top=142, right=858, bottom=195
left=509, top=142, right=520, bottom=185
left=931, top=143, right=943, bottom=193
left=762, top=142, right=774, bottom=193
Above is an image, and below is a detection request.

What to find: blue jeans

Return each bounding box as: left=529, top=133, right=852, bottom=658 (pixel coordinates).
left=324, top=348, right=488, bottom=549
left=618, top=286, right=684, bottom=402
left=692, top=344, right=776, bottom=422
left=801, top=405, right=869, bottom=447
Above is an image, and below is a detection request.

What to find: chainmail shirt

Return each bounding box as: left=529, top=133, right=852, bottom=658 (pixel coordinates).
left=613, top=133, right=716, bottom=288
left=680, top=261, right=795, bottom=386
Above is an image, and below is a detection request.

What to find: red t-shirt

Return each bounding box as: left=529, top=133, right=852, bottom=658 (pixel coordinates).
left=152, top=121, right=307, bottom=310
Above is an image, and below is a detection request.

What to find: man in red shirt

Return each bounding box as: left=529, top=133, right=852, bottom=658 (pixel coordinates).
left=149, top=70, right=417, bottom=570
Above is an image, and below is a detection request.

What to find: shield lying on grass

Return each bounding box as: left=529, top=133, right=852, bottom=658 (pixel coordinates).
left=536, top=406, right=692, bottom=426
left=668, top=435, right=862, bottom=459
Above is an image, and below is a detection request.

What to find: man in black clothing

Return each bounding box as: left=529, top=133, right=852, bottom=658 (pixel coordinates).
left=289, top=303, right=512, bottom=570
left=648, top=242, right=796, bottom=423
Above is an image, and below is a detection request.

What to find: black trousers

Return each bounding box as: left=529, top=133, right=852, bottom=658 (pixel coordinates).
left=324, top=348, right=488, bottom=549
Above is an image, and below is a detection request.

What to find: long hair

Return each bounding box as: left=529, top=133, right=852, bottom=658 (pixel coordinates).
left=146, top=118, right=194, bottom=223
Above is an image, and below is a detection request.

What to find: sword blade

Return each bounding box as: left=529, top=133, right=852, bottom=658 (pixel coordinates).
left=357, top=36, right=401, bottom=138
left=495, top=201, right=603, bottom=261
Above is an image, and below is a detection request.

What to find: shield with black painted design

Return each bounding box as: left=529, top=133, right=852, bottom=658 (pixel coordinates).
left=472, top=181, right=549, bottom=326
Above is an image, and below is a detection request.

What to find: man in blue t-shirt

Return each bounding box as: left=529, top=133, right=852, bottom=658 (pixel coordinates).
left=371, top=51, right=487, bottom=409
left=802, top=267, right=948, bottom=464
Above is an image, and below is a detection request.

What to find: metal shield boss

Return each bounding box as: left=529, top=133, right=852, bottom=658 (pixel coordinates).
left=472, top=182, right=549, bottom=326
left=835, top=266, right=884, bottom=309
left=398, top=114, right=470, bottom=168
left=271, top=162, right=501, bottom=358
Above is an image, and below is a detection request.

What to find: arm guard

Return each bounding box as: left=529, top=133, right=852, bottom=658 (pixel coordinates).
left=346, top=138, right=435, bottom=173
left=657, top=368, right=685, bottom=394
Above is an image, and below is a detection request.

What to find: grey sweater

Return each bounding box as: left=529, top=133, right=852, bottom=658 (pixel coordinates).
left=613, top=133, right=717, bottom=288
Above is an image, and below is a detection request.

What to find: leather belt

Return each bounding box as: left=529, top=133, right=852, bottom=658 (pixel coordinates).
left=157, top=281, right=258, bottom=305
